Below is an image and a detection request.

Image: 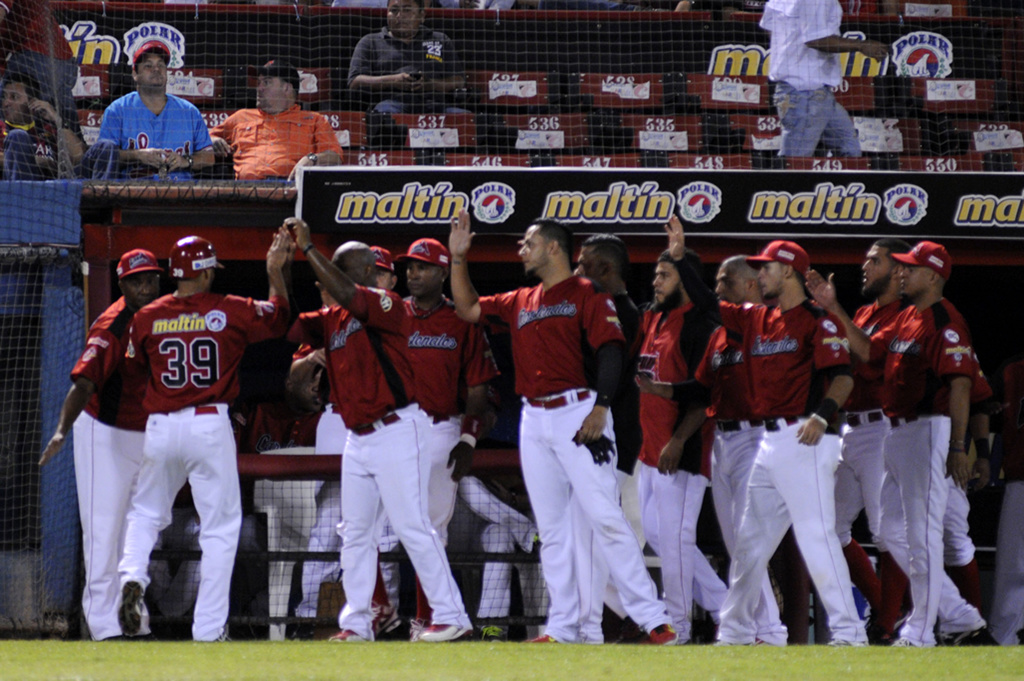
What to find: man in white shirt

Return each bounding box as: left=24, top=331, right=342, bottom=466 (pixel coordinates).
left=759, top=0, right=888, bottom=157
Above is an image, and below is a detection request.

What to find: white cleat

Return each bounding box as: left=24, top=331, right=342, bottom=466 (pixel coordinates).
left=418, top=624, right=473, bottom=642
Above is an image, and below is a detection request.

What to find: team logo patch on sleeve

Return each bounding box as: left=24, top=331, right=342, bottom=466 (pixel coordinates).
left=82, top=347, right=98, bottom=363
left=87, top=336, right=110, bottom=348
left=205, top=310, right=227, bottom=332
left=126, top=340, right=136, bottom=358
left=944, top=328, right=961, bottom=344
left=822, top=320, right=838, bottom=333
left=378, top=290, right=393, bottom=312
left=254, top=300, right=276, bottom=317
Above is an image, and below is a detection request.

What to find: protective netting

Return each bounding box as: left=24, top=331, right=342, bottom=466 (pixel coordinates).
left=4, top=2, right=1019, bottom=180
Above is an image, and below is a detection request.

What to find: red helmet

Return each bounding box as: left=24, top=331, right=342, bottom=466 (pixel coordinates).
left=169, top=236, right=222, bottom=279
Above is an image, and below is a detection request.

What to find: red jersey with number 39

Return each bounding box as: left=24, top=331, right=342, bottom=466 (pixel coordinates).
left=720, top=300, right=851, bottom=418
left=406, top=297, right=499, bottom=418
left=870, top=298, right=975, bottom=418
left=479, top=276, right=625, bottom=400
left=127, top=292, right=289, bottom=414
left=70, top=297, right=149, bottom=431
left=288, top=285, right=415, bottom=428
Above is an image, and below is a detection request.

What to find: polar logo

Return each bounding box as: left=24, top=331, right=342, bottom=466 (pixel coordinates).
left=892, top=31, right=953, bottom=79
left=676, top=182, right=723, bottom=224
left=884, top=184, right=928, bottom=226
left=472, top=182, right=516, bottom=224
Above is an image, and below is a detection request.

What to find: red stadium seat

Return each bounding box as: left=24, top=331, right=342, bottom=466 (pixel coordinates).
left=390, top=113, right=478, bottom=149
left=577, top=73, right=665, bottom=110
left=298, top=68, right=332, bottom=107
left=911, top=78, right=998, bottom=115
left=73, top=65, right=110, bottom=101
left=167, top=68, right=224, bottom=107
left=467, top=71, right=550, bottom=108
left=619, top=115, right=702, bottom=153
left=201, top=110, right=234, bottom=131
left=503, top=114, right=589, bottom=151
left=958, top=120, right=1024, bottom=154
left=727, top=114, right=781, bottom=153
left=343, top=150, right=418, bottom=166
left=445, top=153, right=532, bottom=167
left=686, top=74, right=770, bottom=112
left=557, top=154, right=642, bottom=168
left=897, top=154, right=985, bottom=172
left=77, top=109, right=104, bottom=145
left=785, top=157, right=871, bottom=171
left=320, top=111, right=367, bottom=148
left=668, top=153, right=753, bottom=170
left=851, top=116, right=923, bottom=155
left=833, top=77, right=876, bottom=114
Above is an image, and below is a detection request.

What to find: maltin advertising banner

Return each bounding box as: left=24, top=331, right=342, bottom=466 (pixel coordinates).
left=297, top=168, right=1024, bottom=239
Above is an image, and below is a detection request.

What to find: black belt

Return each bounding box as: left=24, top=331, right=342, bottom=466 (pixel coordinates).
left=763, top=417, right=800, bottom=432
left=716, top=419, right=764, bottom=432
left=352, top=412, right=401, bottom=436
left=846, top=410, right=885, bottom=428
left=889, top=415, right=921, bottom=429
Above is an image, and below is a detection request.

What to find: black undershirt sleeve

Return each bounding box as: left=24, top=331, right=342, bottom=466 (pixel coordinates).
left=594, top=343, right=623, bottom=408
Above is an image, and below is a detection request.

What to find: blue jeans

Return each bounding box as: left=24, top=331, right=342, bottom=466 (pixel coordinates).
left=2, top=51, right=80, bottom=136
left=773, top=82, right=861, bottom=157
left=78, top=140, right=119, bottom=180
left=3, top=130, right=50, bottom=180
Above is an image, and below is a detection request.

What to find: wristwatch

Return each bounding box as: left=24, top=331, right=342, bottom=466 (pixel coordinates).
left=307, top=153, right=319, bottom=166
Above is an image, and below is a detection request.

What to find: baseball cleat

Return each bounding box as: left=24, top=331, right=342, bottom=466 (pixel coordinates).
left=328, top=629, right=369, bottom=642
left=644, top=623, right=678, bottom=646
left=828, top=639, right=868, bottom=647
left=372, top=603, right=402, bottom=638
left=528, top=634, right=559, bottom=643
left=118, top=581, right=145, bottom=636
left=890, top=637, right=919, bottom=647
left=940, top=625, right=998, bottom=646
left=418, top=624, right=473, bottom=642
left=865, top=617, right=895, bottom=646
left=409, top=618, right=427, bottom=642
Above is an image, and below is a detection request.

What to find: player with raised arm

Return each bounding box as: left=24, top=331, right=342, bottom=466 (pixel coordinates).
left=39, top=249, right=161, bottom=640
left=448, top=209, right=675, bottom=645
left=117, top=231, right=293, bottom=642
left=286, top=219, right=472, bottom=643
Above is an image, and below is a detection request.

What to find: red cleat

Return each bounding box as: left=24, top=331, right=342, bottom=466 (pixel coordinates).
left=328, top=629, right=368, bottom=642
left=644, top=623, right=678, bottom=645
left=528, top=634, right=559, bottom=643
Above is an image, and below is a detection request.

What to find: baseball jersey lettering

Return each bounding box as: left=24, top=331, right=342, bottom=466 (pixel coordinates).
left=694, top=327, right=756, bottom=421
left=479, top=277, right=624, bottom=399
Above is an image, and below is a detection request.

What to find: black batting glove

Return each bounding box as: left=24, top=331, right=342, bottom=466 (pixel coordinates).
left=581, top=435, right=615, bottom=465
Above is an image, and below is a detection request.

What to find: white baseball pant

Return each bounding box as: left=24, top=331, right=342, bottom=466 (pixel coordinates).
left=719, top=421, right=865, bottom=645
left=638, top=463, right=727, bottom=642
left=943, top=479, right=975, bottom=567
left=423, top=416, right=461, bottom=544
left=73, top=413, right=147, bottom=640
left=519, top=389, right=669, bottom=643
left=879, top=416, right=985, bottom=646
left=836, top=411, right=888, bottom=549
left=119, top=404, right=240, bottom=642
left=337, top=404, right=470, bottom=639
left=296, top=406, right=346, bottom=619
left=990, top=480, right=1024, bottom=645
left=711, top=425, right=788, bottom=645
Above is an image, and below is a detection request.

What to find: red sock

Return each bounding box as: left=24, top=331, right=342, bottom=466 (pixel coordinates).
left=372, top=561, right=390, bottom=610
left=415, top=576, right=432, bottom=623
left=947, top=558, right=982, bottom=611
left=843, top=540, right=882, bottom=611
left=877, top=551, right=908, bottom=634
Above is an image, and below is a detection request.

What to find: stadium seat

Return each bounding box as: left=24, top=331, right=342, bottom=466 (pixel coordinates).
left=498, top=114, right=589, bottom=152
left=297, top=68, right=333, bottom=108
left=320, top=111, right=367, bottom=149
left=556, top=154, right=642, bottom=167
left=686, top=74, right=770, bottom=112
left=724, top=114, right=781, bottom=153
left=72, top=64, right=111, bottom=103
left=574, top=73, right=665, bottom=111
left=833, top=77, right=876, bottom=114
left=466, top=71, right=551, bottom=108
left=77, top=109, right=104, bottom=146
left=619, top=114, right=703, bottom=153
left=785, top=157, right=871, bottom=171
left=444, top=153, right=532, bottom=167
left=896, top=0, right=967, bottom=18
left=852, top=116, right=923, bottom=155
left=910, top=78, right=1002, bottom=115
left=167, top=68, right=224, bottom=107
left=342, top=150, right=419, bottom=166
left=389, top=113, right=477, bottom=149
left=959, top=119, right=1024, bottom=153
left=896, top=154, right=984, bottom=172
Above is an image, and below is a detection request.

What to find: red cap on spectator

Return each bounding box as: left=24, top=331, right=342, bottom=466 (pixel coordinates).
left=747, top=240, right=810, bottom=275
left=133, top=41, right=171, bottom=66
left=116, top=249, right=162, bottom=280
left=395, top=238, right=451, bottom=268
left=892, top=240, right=952, bottom=279
left=371, top=246, right=395, bottom=272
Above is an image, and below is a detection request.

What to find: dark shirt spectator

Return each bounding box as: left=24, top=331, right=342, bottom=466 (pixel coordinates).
left=1, top=73, right=84, bottom=180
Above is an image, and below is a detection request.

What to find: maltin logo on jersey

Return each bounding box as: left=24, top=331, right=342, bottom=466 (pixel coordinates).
left=676, top=182, right=722, bottom=224
left=472, top=182, right=516, bottom=224
left=892, top=31, right=953, bottom=78
left=884, top=184, right=928, bottom=226
left=124, top=22, right=186, bottom=69
left=205, top=310, right=227, bottom=332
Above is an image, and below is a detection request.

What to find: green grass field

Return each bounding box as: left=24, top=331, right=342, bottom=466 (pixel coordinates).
left=2, top=642, right=1023, bottom=681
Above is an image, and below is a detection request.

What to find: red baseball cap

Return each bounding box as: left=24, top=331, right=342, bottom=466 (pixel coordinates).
left=371, top=246, right=394, bottom=272
left=747, top=240, right=810, bottom=276
left=892, top=240, right=952, bottom=279
left=133, top=40, right=171, bottom=66
left=395, top=238, right=451, bottom=268
left=116, top=249, right=162, bottom=280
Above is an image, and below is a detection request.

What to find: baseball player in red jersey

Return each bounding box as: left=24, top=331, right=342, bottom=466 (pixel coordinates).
left=117, top=231, right=293, bottom=641
left=814, top=240, right=991, bottom=647
left=39, top=249, right=161, bottom=640
left=286, top=219, right=472, bottom=643
left=676, top=232, right=864, bottom=645
left=635, top=247, right=726, bottom=643
left=371, top=246, right=398, bottom=291
left=449, top=210, right=676, bottom=645
left=395, top=237, right=499, bottom=638
left=989, top=353, right=1024, bottom=644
